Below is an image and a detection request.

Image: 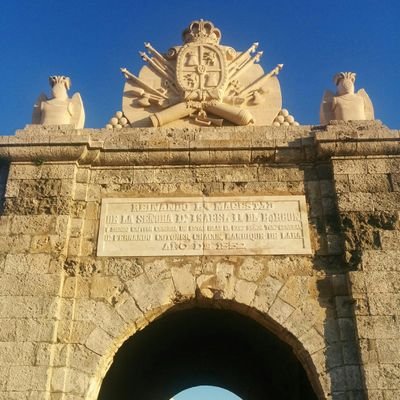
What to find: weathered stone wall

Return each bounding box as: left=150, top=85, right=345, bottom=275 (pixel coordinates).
left=332, top=154, right=400, bottom=400
left=317, top=121, right=400, bottom=400
left=0, top=122, right=398, bottom=400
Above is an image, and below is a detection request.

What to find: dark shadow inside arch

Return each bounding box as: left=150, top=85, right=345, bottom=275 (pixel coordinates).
left=98, top=307, right=318, bottom=400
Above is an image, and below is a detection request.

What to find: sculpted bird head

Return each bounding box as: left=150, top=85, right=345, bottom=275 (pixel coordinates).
left=334, top=72, right=356, bottom=95
left=49, top=75, right=71, bottom=100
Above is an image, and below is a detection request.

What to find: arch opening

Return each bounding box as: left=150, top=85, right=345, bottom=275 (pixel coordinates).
left=98, top=306, right=318, bottom=400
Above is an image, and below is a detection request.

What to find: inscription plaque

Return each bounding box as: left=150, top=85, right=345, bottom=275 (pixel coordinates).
left=97, top=196, right=312, bottom=256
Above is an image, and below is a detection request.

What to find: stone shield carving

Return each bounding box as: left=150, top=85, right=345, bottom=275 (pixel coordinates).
left=176, top=42, right=228, bottom=101
left=121, top=20, right=284, bottom=128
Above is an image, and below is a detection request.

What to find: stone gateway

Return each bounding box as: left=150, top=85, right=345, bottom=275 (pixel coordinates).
left=0, top=19, right=399, bottom=400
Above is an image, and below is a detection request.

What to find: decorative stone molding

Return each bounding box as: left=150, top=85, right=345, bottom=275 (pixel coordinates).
left=105, top=111, right=129, bottom=130
left=0, top=122, right=398, bottom=167
left=121, top=20, right=284, bottom=128
left=272, top=109, right=300, bottom=127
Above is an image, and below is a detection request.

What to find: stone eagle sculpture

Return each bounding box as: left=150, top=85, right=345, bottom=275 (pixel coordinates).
left=32, top=75, right=85, bottom=129
left=120, top=20, right=285, bottom=127
left=320, top=72, right=374, bottom=125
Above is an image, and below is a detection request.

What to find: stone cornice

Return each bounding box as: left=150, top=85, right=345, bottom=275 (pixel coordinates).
left=314, top=120, right=400, bottom=158
left=0, top=122, right=398, bottom=166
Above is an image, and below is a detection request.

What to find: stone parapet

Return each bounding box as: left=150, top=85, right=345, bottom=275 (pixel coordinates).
left=0, top=122, right=397, bottom=167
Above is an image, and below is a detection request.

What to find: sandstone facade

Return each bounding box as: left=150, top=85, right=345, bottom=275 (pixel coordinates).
left=0, top=121, right=399, bottom=399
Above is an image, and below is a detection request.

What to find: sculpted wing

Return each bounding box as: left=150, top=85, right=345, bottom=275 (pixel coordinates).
left=357, top=88, right=375, bottom=120
left=32, top=93, right=48, bottom=124
left=320, top=90, right=335, bottom=125
left=70, top=93, right=85, bottom=129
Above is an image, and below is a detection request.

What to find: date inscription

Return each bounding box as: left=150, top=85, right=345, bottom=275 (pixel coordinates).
left=97, top=196, right=311, bottom=256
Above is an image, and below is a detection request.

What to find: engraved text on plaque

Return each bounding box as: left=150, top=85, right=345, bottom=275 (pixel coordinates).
left=97, top=196, right=312, bottom=256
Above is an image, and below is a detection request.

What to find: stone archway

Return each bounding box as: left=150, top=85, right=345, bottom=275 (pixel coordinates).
left=97, top=305, right=319, bottom=400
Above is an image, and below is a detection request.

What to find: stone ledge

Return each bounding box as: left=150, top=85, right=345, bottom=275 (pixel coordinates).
left=0, top=122, right=398, bottom=166
left=314, top=121, right=400, bottom=158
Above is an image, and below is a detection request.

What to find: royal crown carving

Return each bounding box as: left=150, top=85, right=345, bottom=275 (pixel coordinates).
left=121, top=20, right=284, bottom=127
left=182, top=20, right=222, bottom=44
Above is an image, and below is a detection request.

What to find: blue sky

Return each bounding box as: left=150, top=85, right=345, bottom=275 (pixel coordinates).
left=173, top=385, right=241, bottom=399
left=0, top=0, right=399, bottom=136
left=0, top=1, right=398, bottom=398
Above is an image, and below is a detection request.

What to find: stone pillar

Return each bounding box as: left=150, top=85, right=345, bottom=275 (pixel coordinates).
left=317, top=121, right=400, bottom=399
left=0, top=160, right=78, bottom=398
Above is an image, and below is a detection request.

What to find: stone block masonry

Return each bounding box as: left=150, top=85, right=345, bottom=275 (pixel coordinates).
left=0, top=121, right=399, bottom=399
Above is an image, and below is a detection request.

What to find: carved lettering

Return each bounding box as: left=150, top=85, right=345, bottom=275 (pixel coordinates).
left=97, top=196, right=312, bottom=256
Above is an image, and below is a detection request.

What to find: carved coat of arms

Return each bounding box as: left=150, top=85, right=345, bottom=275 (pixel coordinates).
left=176, top=42, right=227, bottom=101
left=121, top=20, right=285, bottom=127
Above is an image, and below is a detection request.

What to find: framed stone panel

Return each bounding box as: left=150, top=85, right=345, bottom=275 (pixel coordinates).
left=97, top=196, right=312, bottom=256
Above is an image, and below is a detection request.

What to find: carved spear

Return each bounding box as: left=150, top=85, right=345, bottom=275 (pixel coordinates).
left=120, top=67, right=169, bottom=99
left=140, top=52, right=174, bottom=81
left=239, top=64, right=284, bottom=97
left=228, top=42, right=259, bottom=73
left=229, top=51, right=263, bottom=81
left=139, top=52, right=180, bottom=95
left=144, top=42, right=174, bottom=74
